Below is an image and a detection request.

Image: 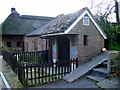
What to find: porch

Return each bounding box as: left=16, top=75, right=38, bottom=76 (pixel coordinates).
left=42, top=34, right=79, bottom=63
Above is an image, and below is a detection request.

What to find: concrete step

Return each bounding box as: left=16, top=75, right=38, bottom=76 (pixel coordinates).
left=92, top=68, right=108, bottom=78
left=102, top=61, right=107, bottom=68
left=86, top=75, right=105, bottom=82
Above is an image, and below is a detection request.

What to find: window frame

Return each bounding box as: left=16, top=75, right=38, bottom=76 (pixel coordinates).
left=83, top=16, right=90, bottom=26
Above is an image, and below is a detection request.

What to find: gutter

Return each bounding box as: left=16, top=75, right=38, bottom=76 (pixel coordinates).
left=42, top=33, right=65, bottom=37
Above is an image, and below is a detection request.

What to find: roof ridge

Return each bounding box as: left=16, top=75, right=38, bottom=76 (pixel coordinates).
left=20, top=15, right=54, bottom=20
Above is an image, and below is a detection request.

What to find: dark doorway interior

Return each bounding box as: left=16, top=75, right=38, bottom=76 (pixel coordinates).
left=57, top=36, right=70, bottom=60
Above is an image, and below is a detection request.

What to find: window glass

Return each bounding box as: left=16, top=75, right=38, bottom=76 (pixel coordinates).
left=7, top=42, right=12, bottom=47
left=17, top=41, right=22, bottom=47
left=84, top=35, right=88, bottom=45
left=83, top=16, right=89, bottom=25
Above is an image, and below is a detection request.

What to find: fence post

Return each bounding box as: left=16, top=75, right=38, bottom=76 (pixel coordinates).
left=17, top=62, right=25, bottom=86
left=11, top=53, right=18, bottom=74
left=46, top=50, right=48, bottom=63
left=76, top=58, right=78, bottom=68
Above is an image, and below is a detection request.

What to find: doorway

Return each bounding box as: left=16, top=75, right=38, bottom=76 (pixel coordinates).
left=57, top=36, right=70, bottom=60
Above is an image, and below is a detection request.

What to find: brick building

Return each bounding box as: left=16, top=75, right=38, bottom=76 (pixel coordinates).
left=0, top=24, right=2, bottom=54
left=27, top=7, right=107, bottom=64
left=2, top=8, right=54, bottom=52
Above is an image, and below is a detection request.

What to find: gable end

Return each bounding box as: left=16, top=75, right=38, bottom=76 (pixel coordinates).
left=64, top=10, right=107, bottom=39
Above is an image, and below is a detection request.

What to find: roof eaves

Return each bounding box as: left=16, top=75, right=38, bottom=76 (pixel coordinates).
left=64, top=9, right=87, bottom=34
left=86, top=10, right=107, bottom=39
left=41, top=32, right=65, bottom=37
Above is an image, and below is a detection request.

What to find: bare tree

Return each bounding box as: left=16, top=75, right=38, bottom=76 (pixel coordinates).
left=88, top=0, right=115, bottom=22
left=88, top=0, right=120, bottom=50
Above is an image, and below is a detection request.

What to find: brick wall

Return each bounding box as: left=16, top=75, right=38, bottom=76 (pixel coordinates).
left=67, top=35, right=78, bottom=60
left=69, top=14, right=105, bottom=64
left=52, top=37, right=57, bottom=62
left=2, top=35, right=49, bottom=52
left=2, top=35, right=24, bottom=52
left=0, top=34, right=2, bottom=54
left=24, top=36, right=49, bottom=52
left=0, top=25, right=2, bottom=54
left=42, top=14, right=105, bottom=64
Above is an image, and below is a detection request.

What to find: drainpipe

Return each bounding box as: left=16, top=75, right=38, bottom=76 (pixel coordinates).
left=115, top=0, right=119, bottom=25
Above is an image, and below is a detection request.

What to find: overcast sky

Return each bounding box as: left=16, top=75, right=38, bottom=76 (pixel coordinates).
left=0, top=0, right=119, bottom=23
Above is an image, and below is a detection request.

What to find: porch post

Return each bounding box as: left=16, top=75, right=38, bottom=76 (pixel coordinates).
left=50, top=37, right=53, bottom=63
left=76, top=58, right=78, bottom=68
left=46, top=38, right=47, bottom=50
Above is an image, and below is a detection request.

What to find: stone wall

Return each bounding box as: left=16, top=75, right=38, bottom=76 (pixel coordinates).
left=108, top=51, right=120, bottom=74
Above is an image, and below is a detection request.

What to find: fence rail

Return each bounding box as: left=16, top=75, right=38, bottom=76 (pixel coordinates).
left=2, top=50, right=78, bottom=87
left=18, top=59, right=78, bottom=87
left=14, top=50, right=48, bottom=64
left=2, top=50, right=48, bottom=74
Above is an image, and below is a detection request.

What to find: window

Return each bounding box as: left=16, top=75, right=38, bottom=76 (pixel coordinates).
left=84, top=35, right=88, bottom=45
left=7, top=42, right=12, bottom=47
left=17, top=41, right=22, bottom=47
left=83, top=16, right=89, bottom=25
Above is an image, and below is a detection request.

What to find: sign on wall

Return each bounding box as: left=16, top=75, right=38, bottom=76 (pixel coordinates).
left=70, top=47, right=78, bottom=58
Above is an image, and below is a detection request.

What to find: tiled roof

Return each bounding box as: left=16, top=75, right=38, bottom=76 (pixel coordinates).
left=26, top=7, right=87, bottom=37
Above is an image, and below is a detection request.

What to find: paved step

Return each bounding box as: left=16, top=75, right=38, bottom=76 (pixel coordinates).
left=86, top=75, right=105, bottom=82
left=102, top=61, right=107, bottom=68
left=92, top=68, right=108, bottom=78
left=97, top=79, right=119, bottom=88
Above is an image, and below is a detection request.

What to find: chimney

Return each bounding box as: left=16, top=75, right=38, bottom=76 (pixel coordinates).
left=11, top=8, right=19, bottom=15
left=11, top=8, right=16, bottom=13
